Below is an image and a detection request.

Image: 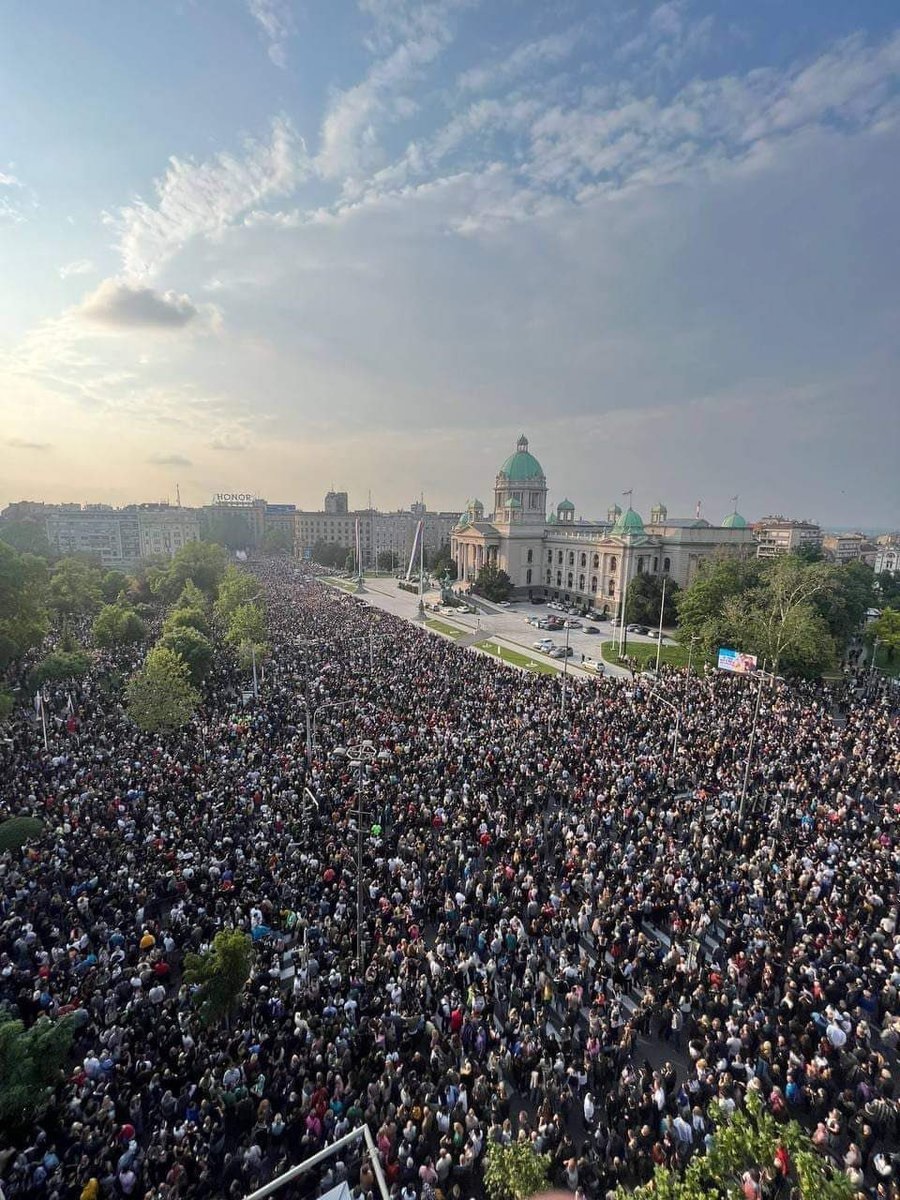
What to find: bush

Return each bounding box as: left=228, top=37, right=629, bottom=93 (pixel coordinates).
left=0, top=816, right=44, bottom=854
left=30, top=648, right=91, bottom=689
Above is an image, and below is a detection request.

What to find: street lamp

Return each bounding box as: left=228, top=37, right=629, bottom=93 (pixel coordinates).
left=647, top=688, right=681, bottom=779
left=345, top=740, right=379, bottom=966
left=737, top=664, right=778, bottom=824
left=560, top=620, right=572, bottom=718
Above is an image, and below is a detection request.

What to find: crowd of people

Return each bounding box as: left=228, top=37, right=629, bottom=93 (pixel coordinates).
left=1, top=559, right=898, bottom=1200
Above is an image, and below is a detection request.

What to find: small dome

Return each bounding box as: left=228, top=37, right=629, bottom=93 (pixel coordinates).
left=498, top=434, right=544, bottom=482
left=611, top=506, right=645, bottom=537
left=558, top=498, right=575, bottom=511
left=722, top=510, right=748, bottom=529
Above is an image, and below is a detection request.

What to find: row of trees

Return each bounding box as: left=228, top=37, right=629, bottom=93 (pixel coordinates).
left=675, top=553, right=876, bottom=675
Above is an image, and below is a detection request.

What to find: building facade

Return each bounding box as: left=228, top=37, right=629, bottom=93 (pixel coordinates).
left=754, top=516, right=823, bottom=558
left=293, top=495, right=460, bottom=565
left=822, top=532, right=875, bottom=565
left=874, top=545, right=900, bottom=575
left=45, top=505, right=200, bottom=569
left=450, top=435, right=756, bottom=608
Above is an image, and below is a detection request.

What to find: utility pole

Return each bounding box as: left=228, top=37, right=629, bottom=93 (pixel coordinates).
left=560, top=620, right=571, bottom=718
left=738, top=662, right=772, bottom=825
left=251, top=644, right=259, bottom=698
left=655, top=575, right=667, bottom=672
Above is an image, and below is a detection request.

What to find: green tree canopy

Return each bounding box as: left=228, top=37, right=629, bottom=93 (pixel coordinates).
left=225, top=601, right=267, bottom=648
left=0, top=1014, right=74, bottom=1126
left=184, top=930, right=254, bottom=1025
left=92, top=603, right=146, bottom=648
left=0, top=519, right=53, bottom=559
left=100, top=569, right=128, bottom=604
left=0, top=816, right=45, bottom=854
left=483, top=1141, right=550, bottom=1200
left=617, top=1091, right=852, bottom=1200
left=126, top=645, right=199, bottom=732
left=0, top=543, right=49, bottom=670
left=261, top=526, right=293, bottom=555
left=163, top=605, right=211, bottom=638
left=869, top=607, right=900, bottom=662
left=377, top=549, right=400, bottom=570
left=30, top=647, right=92, bottom=689
left=813, top=561, right=875, bottom=646
left=47, top=557, right=103, bottom=618
left=473, top=563, right=512, bottom=603
left=676, top=554, right=763, bottom=658
left=160, top=624, right=215, bottom=684
left=311, top=541, right=349, bottom=569
left=214, top=566, right=262, bottom=625
left=625, top=573, right=680, bottom=626
left=151, top=541, right=228, bottom=602
left=203, top=510, right=254, bottom=551
left=876, top=570, right=900, bottom=608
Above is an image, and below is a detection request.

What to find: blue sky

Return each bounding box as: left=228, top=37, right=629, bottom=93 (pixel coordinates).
left=1, top=0, right=898, bottom=526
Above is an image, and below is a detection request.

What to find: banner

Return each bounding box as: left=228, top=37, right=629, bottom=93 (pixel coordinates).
left=717, top=648, right=758, bottom=674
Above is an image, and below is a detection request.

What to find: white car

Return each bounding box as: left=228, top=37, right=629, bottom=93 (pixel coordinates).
left=497, top=600, right=511, bottom=607
left=533, top=639, right=555, bottom=651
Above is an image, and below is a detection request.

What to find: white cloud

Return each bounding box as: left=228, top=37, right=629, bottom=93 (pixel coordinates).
left=147, top=452, right=193, bottom=466
left=76, top=278, right=202, bottom=330
left=59, top=259, right=96, bottom=279
left=247, top=0, right=295, bottom=68
left=106, top=116, right=309, bottom=277
left=457, top=25, right=584, bottom=93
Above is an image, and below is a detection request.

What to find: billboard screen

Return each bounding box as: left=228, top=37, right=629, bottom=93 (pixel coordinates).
left=718, top=647, right=758, bottom=674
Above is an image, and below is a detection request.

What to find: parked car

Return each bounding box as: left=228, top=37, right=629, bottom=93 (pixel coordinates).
left=549, top=645, right=574, bottom=658
left=584, top=625, right=599, bottom=634
left=497, top=600, right=510, bottom=607
left=533, top=639, right=555, bottom=651
left=648, top=629, right=664, bottom=639
left=530, top=596, right=545, bottom=605
left=564, top=620, right=582, bottom=630
left=583, top=657, right=605, bottom=673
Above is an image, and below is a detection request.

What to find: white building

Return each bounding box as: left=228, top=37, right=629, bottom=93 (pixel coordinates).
left=754, top=516, right=822, bottom=558
left=450, top=435, right=756, bottom=609
left=875, top=545, right=900, bottom=575
left=46, top=505, right=200, bottom=569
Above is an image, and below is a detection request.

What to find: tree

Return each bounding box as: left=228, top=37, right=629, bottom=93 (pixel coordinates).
left=813, top=561, right=875, bottom=648
left=92, top=603, right=146, bottom=648
left=160, top=625, right=215, bottom=684
left=869, top=607, right=900, bottom=663
left=876, top=570, right=900, bottom=608
left=184, top=930, right=254, bottom=1025
left=429, top=548, right=458, bottom=578
left=151, top=541, right=228, bottom=602
left=203, top=510, right=254, bottom=551
left=126, top=646, right=199, bottom=732
left=483, top=1141, right=550, bottom=1200
left=0, top=1014, right=74, bottom=1126
left=0, top=519, right=53, bottom=559
left=625, top=574, right=680, bottom=626
left=377, top=549, right=400, bottom=571
left=0, top=543, right=49, bottom=670
left=226, top=602, right=267, bottom=648
left=214, top=566, right=261, bottom=625
left=0, top=692, right=12, bottom=721
left=0, top=816, right=44, bottom=854
left=30, top=648, right=91, bottom=689
left=176, top=579, right=209, bottom=611
left=473, top=564, right=512, bottom=603
left=261, top=526, right=293, bottom=556
left=311, top=541, right=348, bottom=569
left=164, top=606, right=211, bottom=638
left=47, top=557, right=103, bottom=618
left=616, top=1091, right=852, bottom=1200
left=676, top=554, right=763, bottom=658
left=100, top=569, right=128, bottom=604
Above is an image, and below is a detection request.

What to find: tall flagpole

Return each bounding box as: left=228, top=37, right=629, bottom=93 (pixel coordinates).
left=655, top=575, right=667, bottom=671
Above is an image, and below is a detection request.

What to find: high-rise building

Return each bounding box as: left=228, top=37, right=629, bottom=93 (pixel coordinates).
left=45, top=505, right=200, bottom=568
left=324, top=491, right=349, bottom=515
left=754, top=517, right=823, bottom=558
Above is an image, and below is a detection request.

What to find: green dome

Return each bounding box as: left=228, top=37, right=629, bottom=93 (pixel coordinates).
left=454, top=512, right=471, bottom=531
left=499, top=435, right=544, bottom=482
left=612, top=506, right=645, bottom=537
left=558, top=498, right=575, bottom=511
left=722, top=511, right=748, bottom=529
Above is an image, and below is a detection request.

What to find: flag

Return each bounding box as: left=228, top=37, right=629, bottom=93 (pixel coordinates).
left=34, top=692, right=42, bottom=716
left=67, top=693, right=75, bottom=716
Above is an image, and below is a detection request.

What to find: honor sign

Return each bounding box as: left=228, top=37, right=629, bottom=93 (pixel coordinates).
left=213, top=493, right=256, bottom=506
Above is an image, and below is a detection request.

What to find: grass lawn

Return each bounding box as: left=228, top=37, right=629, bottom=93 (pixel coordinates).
left=478, top=641, right=557, bottom=674
left=426, top=618, right=467, bottom=640
left=600, top=639, right=706, bottom=671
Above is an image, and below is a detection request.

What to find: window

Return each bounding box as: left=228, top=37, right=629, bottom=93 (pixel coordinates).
left=567, top=551, right=574, bottom=566
left=578, top=574, right=585, bottom=591
left=526, top=568, right=532, bottom=584
left=567, top=572, right=573, bottom=588
left=556, top=570, right=562, bottom=586
left=592, top=553, right=599, bottom=569
left=547, top=549, right=553, bottom=563
left=637, top=558, right=644, bottom=574
left=557, top=550, right=563, bottom=564
left=591, top=575, right=598, bottom=592
left=580, top=553, right=586, bottom=567
left=610, top=556, right=617, bottom=572
left=546, top=570, right=551, bottom=584
left=663, top=557, right=671, bottom=573
left=527, top=549, right=533, bottom=563
left=653, top=557, right=658, bottom=572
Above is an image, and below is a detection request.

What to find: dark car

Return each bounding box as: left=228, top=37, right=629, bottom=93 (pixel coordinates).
left=530, top=596, right=545, bottom=604
left=584, top=625, right=599, bottom=634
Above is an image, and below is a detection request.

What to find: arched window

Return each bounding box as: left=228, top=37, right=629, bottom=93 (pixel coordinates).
left=567, top=572, right=573, bottom=588
left=653, top=556, right=658, bottom=572
left=663, top=557, right=671, bottom=573
left=607, top=580, right=615, bottom=596
left=547, top=549, right=552, bottom=563
left=591, top=575, right=598, bottom=592
left=580, top=552, right=586, bottom=567
left=527, top=548, right=533, bottom=564
left=578, top=574, right=585, bottom=591
left=592, top=553, right=599, bottom=568
left=610, top=556, right=618, bottom=572
left=526, top=568, right=532, bottom=584
left=567, top=551, right=574, bottom=566
left=556, top=570, right=562, bottom=586
left=557, top=550, right=563, bottom=564
left=637, top=557, right=644, bottom=574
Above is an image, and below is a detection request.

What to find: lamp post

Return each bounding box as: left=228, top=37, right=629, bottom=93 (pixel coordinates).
left=654, top=576, right=667, bottom=672
left=560, top=620, right=572, bottom=718
left=346, top=740, right=379, bottom=966
left=737, top=663, right=777, bottom=825
left=647, top=689, right=681, bottom=780
left=686, top=634, right=699, bottom=676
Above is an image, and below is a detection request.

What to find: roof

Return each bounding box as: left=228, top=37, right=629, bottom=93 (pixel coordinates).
left=653, top=517, right=711, bottom=529
left=722, top=511, right=748, bottom=529
left=558, top=498, right=575, bottom=511
left=611, top=506, right=645, bottom=536
left=498, top=435, right=544, bottom=482
left=466, top=498, right=483, bottom=509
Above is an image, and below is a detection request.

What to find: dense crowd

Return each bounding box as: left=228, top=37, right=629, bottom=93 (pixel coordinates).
left=1, top=560, right=899, bottom=1200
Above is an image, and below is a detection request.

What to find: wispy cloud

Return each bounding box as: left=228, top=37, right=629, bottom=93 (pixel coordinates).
left=8, top=437, right=52, bottom=451
left=106, top=116, right=309, bottom=277
left=59, top=258, right=96, bottom=280
left=458, top=24, right=585, bottom=93
left=147, top=452, right=193, bottom=466
left=247, top=0, right=295, bottom=68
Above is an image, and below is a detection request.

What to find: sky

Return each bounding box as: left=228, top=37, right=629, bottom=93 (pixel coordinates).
left=1, top=0, right=898, bottom=527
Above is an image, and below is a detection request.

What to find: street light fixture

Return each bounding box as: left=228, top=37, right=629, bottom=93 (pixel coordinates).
left=647, top=688, right=681, bottom=779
